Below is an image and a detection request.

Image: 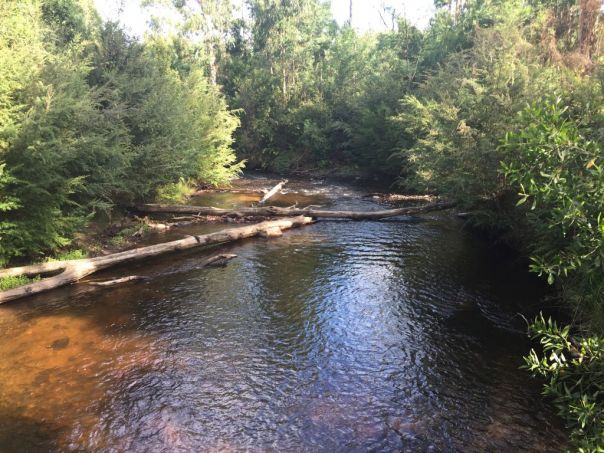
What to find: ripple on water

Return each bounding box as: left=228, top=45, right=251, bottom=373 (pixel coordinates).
left=0, top=181, right=566, bottom=451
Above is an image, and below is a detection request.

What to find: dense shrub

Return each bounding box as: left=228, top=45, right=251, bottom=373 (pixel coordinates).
left=524, top=315, right=604, bottom=451
left=0, top=1, right=241, bottom=263
left=502, top=99, right=604, bottom=330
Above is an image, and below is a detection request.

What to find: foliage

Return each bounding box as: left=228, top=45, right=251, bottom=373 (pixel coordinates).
left=89, top=25, right=243, bottom=201
left=156, top=178, right=197, bottom=204
left=224, top=0, right=337, bottom=172
left=502, top=99, right=604, bottom=330
left=224, top=6, right=427, bottom=176
left=0, top=1, right=241, bottom=264
left=524, top=315, right=604, bottom=451
left=0, top=275, right=41, bottom=291
left=393, top=16, right=564, bottom=208
left=0, top=164, right=19, bottom=267
left=0, top=0, right=115, bottom=262
left=48, top=249, right=88, bottom=261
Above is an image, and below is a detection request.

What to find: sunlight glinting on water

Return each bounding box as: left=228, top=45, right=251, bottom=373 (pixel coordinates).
left=0, top=178, right=566, bottom=451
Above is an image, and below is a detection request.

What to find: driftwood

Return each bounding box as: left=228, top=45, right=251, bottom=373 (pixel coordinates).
left=259, top=180, right=287, bottom=205
left=196, top=253, right=238, bottom=267
left=85, top=254, right=238, bottom=287
left=136, top=201, right=455, bottom=220
left=87, top=276, right=150, bottom=287
left=0, top=217, right=313, bottom=304
left=365, top=193, right=437, bottom=202
left=193, top=188, right=265, bottom=195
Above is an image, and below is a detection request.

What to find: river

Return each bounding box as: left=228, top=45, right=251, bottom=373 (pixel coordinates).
left=0, top=176, right=566, bottom=451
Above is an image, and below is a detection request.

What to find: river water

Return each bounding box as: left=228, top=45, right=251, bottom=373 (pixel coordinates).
left=0, top=177, right=566, bottom=451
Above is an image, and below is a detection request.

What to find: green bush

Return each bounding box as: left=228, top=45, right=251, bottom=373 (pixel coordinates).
left=48, top=249, right=88, bottom=261
left=524, top=315, right=604, bottom=451
left=0, top=3, right=242, bottom=264
left=393, top=20, right=563, bottom=208
left=502, top=99, right=604, bottom=330
left=156, top=178, right=197, bottom=204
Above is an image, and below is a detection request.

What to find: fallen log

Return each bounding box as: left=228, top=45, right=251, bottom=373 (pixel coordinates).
left=136, top=200, right=455, bottom=220
left=197, top=253, right=238, bottom=268
left=258, top=180, right=287, bottom=205
left=365, top=193, right=437, bottom=202
left=85, top=254, right=238, bottom=287
left=87, top=276, right=150, bottom=287
left=0, top=260, right=71, bottom=279
left=193, top=188, right=265, bottom=196
left=0, top=217, right=313, bottom=304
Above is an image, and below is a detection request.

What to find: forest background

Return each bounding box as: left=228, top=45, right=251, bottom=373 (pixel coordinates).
left=1, top=0, right=603, bottom=448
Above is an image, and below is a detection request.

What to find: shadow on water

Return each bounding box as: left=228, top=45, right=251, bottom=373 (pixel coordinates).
left=0, top=178, right=567, bottom=451
left=0, top=411, right=64, bottom=453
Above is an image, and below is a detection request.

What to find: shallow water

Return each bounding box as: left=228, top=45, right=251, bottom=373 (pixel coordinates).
left=0, top=177, right=565, bottom=451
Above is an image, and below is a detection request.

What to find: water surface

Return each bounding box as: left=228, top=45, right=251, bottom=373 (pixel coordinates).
left=0, top=177, right=565, bottom=451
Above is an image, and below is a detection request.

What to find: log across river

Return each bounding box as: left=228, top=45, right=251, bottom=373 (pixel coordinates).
left=136, top=200, right=455, bottom=219
left=0, top=217, right=313, bottom=304
left=0, top=196, right=454, bottom=303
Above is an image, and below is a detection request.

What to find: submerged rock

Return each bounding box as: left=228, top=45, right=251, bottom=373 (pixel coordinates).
left=49, top=337, right=70, bottom=350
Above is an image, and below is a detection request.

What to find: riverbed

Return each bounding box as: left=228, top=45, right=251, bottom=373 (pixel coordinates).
left=0, top=176, right=565, bottom=451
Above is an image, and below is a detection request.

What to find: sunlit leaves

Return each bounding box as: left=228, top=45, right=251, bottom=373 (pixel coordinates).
left=524, top=314, right=604, bottom=450
left=502, top=100, right=604, bottom=300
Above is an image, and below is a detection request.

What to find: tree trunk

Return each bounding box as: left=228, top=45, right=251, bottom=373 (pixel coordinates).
left=258, top=180, right=287, bottom=205
left=85, top=254, right=238, bottom=287
left=193, top=188, right=265, bottom=195
left=0, top=217, right=313, bottom=304
left=364, top=193, right=437, bottom=202
left=579, top=0, right=601, bottom=57
left=136, top=201, right=455, bottom=220
left=87, top=276, right=149, bottom=287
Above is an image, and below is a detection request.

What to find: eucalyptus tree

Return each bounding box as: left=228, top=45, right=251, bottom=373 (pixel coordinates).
left=224, top=0, right=338, bottom=170
left=142, top=0, right=236, bottom=83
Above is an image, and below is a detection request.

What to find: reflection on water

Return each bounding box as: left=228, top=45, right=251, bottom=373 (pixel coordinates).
left=0, top=178, right=565, bottom=451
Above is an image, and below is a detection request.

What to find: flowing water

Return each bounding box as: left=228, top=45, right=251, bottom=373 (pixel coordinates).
left=0, top=177, right=566, bottom=452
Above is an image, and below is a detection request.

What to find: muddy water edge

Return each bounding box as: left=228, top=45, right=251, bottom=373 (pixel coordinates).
left=0, top=176, right=566, bottom=451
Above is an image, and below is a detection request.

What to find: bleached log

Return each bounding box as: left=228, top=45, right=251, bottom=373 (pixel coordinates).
left=0, top=260, right=71, bottom=279
left=258, top=180, right=287, bottom=205
left=85, top=254, right=238, bottom=287
left=193, top=188, right=265, bottom=195
left=0, top=217, right=312, bottom=304
left=136, top=201, right=455, bottom=220
left=87, top=276, right=149, bottom=286
left=365, top=193, right=437, bottom=202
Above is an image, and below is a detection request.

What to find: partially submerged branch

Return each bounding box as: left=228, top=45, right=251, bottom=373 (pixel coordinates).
left=365, top=193, right=437, bottom=202
left=87, top=276, right=150, bottom=287
left=0, top=217, right=313, bottom=304
left=258, top=180, right=287, bottom=205
left=85, top=254, right=238, bottom=287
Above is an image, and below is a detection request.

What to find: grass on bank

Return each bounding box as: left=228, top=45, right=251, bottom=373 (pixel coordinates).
left=524, top=315, right=604, bottom=452
left=0, top=275, right=41, bottom=291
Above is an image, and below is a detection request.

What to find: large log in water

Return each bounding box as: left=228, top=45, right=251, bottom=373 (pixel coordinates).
left=0, top=217, right=313, bottom=304
left=136, top=201, right=455, bottom=220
